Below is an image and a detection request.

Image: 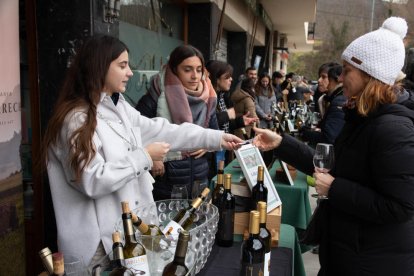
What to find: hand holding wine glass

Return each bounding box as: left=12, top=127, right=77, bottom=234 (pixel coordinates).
left=312, top=143, right=335, bottom=199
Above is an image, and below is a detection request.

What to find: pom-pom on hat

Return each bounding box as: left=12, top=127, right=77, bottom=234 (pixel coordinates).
left=341, top=17, right=407, bottom=85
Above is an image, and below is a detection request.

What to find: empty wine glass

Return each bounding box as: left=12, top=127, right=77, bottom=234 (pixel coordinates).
left=312, top=143, right=334, bottom=199
left=192, top=179, right=209, bottom=200
left=171, top=184, right=188, bottom=200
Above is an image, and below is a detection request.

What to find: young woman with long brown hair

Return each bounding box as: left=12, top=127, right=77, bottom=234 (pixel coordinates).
left=42, top=35, right=242, bottom=267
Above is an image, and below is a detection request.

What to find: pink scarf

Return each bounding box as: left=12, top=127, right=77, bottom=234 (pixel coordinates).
left=163, top=65, right=217, bottom=126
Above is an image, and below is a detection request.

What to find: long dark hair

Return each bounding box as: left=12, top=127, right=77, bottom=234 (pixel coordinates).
left=42, top=34, right=129, bottom=182
left=205, top=60, right=233, bottom=90
left=168, top=45, right=205, bottom=75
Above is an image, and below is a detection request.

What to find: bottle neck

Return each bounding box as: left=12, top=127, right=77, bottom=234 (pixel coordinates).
left=122, top=214, right=137, bottom=243
left=173, top=238, right=189, bottom=264
left=112, top=242, right=125, bottom=268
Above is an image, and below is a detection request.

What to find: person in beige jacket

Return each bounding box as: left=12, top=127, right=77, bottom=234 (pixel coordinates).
left=231, top=77, right=257, bottom=139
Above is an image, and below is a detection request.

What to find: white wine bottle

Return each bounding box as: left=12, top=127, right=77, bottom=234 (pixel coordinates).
left=121, top=202, right=150, bottom=274
left=38, top=247, right=54, bottom=275
left=240, top=211, right=265, bottom=276
left=106, top=231, right=128, bottom=276
left=132, top=213, right=163, bottom=236
left=250, top=166, right=268, bottom=211
left=162, top=188, right=210, bottom=236
left=258, top=201, right=271, bottom=276
left=161, top=230, right=190, bottom=276
left=131, top=212, right=166, bottom=251
left=216, top=174, right=235, bottom=247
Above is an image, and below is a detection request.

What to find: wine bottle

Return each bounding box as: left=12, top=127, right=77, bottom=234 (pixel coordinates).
left=131, top=212, right=166, bottom=251
left=38, top=247, right=54, bottom=275
left=241, top=127, right=250, bottom=140
left=162, top=188, right=210, bottom=236
left=161, top=230, right=190, bottom=276
left=132, top=213, right=163, bottom=236
left=106, top=231, right=128, bottom=276
left=121, top=202, right=150, bottom=274
left=258, top=201, right=271, bottom=276
left=240, top=211, right=265, bottom=276
left=216, top=174, right=235, bottom=247
left=217, top=159, right=225, bottom=175
left=250, top=166, right=268, bottom=211
left=52, top=252, right=66, bottom=276
left=212, top=164, right=225, bottom=207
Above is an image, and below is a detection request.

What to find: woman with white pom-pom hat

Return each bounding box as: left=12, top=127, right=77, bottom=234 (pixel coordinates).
left=251, top=17, right=414, bottom=275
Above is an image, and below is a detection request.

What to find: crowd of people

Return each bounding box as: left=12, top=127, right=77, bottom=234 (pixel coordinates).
left=42, top=15, right=414, bottom=276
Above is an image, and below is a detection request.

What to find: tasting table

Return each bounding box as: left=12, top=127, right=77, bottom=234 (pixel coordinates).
left=212, top=158, right=312, bottom=231
left=198, top=224, right=305, bottom=276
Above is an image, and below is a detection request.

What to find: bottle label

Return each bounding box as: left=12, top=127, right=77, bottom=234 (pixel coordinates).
left=218, top=209, right=234, bottom=241
left=240, top=262, right=264, bottom=276
left=264, top=252, right=271, bottom=276
left=124, top=255, right=150, bottom=275
left=162, top=220, right=184, bottom=236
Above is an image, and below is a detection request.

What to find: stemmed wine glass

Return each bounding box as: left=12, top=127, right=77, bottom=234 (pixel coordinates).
left=312, top=143, right=335, bottom=199
left=171, top=184, right=188, bottom=200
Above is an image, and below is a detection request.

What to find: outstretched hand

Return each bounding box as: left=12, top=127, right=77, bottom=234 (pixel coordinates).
left=221, top=133, right=243, bottom=150
left=252, top=127, right=282, bottom=151
left=242, top=111, right=259, bottom=126
left=145, top=142, right=170, bottom=161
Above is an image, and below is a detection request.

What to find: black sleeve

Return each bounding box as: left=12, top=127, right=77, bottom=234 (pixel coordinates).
left=229, top=116, right=245, bottom=131
left=274, top=134, right=315, bottom=175
left=135, top=92, right=157, bottom=118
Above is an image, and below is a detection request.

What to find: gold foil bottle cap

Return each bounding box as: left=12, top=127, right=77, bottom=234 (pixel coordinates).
left=257, top=166, right=264, bottom=181
left=192, top=198, right=203, bottom=208
left=200, top=187, right=210, bottom=199
left=249, top=210, right=260, bottom=234
left=217, top=173, right=224, bottom=185
left=224, top=174, right=232, bottom=189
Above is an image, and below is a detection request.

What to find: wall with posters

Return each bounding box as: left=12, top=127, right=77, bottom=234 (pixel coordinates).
left=0, top=0, right=25, bottom=275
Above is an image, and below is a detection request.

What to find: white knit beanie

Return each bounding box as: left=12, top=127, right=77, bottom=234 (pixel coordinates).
left=341, top=17, right=407, bottom=85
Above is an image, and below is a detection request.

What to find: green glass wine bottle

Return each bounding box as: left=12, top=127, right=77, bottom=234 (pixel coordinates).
left=258, top=201, right=271, bottom=276
left=161, top=230, right=190, bottom=276
left=212, top=161, right=225, bottom=207
left=240, top=211, right=265, bottom=276
left=162, top=188, right=209, bottom=236
left=250, top=166, right=268, bottom=211
left=121, top=201, right=150, bottom=274
left=107, top=231, right=128, bottom=276
left=216, top=173, right=235, bottom=247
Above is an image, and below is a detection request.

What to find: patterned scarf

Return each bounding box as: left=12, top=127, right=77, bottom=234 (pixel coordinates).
left=149, top=65, right=217, bottom=161
left=217, top=91, right=230, bottom=133
left=156, top=65, right=216, bottom=127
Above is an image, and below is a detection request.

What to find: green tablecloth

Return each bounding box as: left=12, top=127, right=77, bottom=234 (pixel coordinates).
left=215, top=158, right=312, bottom=230
left=280, top=224, right=306, bottom=276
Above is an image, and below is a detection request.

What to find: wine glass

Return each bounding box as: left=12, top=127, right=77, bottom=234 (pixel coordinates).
left=312, top=143, right=334, bottom=199
left=171, top=184, right=188, bottom=200
left=192, top=179, right=209, bottom=200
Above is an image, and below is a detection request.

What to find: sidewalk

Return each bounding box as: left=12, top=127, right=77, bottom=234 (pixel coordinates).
left=303, top=186, right=320, bottom=276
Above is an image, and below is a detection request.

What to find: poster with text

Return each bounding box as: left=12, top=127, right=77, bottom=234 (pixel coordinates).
left=0, top=0, right=22, bottom=237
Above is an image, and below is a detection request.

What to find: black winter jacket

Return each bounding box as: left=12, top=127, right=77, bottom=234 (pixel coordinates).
left=301, top=86, right=346, bottom=145
left=276, top=104, right=414, bottom=276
